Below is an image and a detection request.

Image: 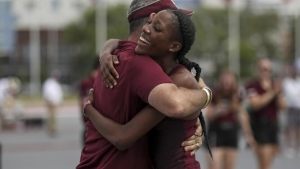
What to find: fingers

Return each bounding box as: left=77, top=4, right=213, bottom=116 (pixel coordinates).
left=111, top=55, right=120, bottom=79
left=105, top=66, right=118, bottom=88
left=194, top=134, right=203, bottom=144
left=182, top=135, right=202, bottom=149
left=189, top=140, right=204, bottom=156
left=101, top=68, right=114, bottom=88
left=112, top=55, right=119, bottom=64
left=101, top=62, right=117, bottom=88
left=89, top=88, right=94, bottom=94
left=195, top=121, right=202, bottom=136
left=100, top=54, right=119, bottom=89
left=182, top=139, right=202, bottom=156
left=182, top=135, right=196, bottom=147
left=182, top=132, right=203, bottom=156
left=88, top=88, right=94, bottom=102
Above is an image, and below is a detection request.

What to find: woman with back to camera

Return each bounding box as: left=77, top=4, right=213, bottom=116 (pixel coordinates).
left=84, top=9, right=212, bottom=169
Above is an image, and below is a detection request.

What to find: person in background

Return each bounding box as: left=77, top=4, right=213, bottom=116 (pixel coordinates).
left=42, top=70, right=63, bottom=137
left=79, top=57, right=100, bottom=145
left=245, top=58, right=286, bottom=169
left=205, top=69, right=256, bottom=169
left=0, top=76, right=22, bottom=130
left=282, top=65, right=300, bottom=158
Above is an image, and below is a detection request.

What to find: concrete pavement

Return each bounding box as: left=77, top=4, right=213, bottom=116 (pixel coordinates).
left=1, top=104, right=299, bottom=169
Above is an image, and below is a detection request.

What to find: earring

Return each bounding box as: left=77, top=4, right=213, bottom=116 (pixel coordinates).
left=169, top=49, right=174, bottom=52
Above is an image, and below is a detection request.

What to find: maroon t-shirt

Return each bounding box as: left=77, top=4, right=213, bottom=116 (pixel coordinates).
left=77, top=41, right=173, bottom=169
left=245, top=79, right=278, bottom=120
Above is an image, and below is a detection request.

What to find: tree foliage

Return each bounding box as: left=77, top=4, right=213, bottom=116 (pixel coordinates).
left=63, top=4, right=128, bottom=82
left=64, top=5, right=280, bottom=82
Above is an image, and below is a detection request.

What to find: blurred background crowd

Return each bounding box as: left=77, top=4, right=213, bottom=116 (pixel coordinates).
left=0, top=0, right=300, bottom=169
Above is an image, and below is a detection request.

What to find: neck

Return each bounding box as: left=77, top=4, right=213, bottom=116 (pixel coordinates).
left=154, top=55, right=178, bottom=74
left=128, top=30, right=142, bottom=43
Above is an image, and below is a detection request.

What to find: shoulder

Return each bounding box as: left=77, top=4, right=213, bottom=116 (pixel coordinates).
left=115, top=41, right=137, bottom=51
left=170, top=68, right=199, bottom=90
left=131, top=55, right=163, bottom=72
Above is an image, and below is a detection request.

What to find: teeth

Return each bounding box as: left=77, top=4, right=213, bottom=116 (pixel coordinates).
left=140, top=36, right=150, bottom=44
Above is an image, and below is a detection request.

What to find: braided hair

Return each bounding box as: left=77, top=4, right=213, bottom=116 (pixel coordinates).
left=168, top=9, right=213, bottom=159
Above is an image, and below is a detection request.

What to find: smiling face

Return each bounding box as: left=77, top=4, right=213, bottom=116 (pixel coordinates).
left=135, top=10, right=182, bottom=59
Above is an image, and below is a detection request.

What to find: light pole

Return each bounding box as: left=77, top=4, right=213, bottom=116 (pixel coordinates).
left=29, top=24, right=41, bottom=96
left=29, top=1, right=41, bottom=96
left=96, top=0, right=107, bottom=53
left=228, top=0, right=240, bottom=78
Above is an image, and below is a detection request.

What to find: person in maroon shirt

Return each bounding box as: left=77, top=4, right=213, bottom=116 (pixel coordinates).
left=78, top=57, right=100, bottom=145
left=76, top=1, right=211, bottom=169
left=205, top=69, right=256, bottom=169
left=83, top=9, right=212, bottom=169
left=245, top=58, right=285, bottom=169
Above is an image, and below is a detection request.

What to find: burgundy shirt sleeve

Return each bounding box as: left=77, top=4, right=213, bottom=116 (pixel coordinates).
left=130, top=55, right=173, bottom=103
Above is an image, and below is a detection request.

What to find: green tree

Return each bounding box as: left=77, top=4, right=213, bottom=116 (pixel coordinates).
left=63, top=4, right=129, bottom=82
left=189, top=8, right=279, bottom=80
left=64, top=5, right=281, bottom=83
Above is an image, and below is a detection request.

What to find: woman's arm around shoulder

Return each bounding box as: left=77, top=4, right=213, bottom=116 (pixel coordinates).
left=169, top=68, right=201, bottom=120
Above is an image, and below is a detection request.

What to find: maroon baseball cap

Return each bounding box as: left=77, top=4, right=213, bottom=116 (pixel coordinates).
left=127, top=0, right=194, bottom=23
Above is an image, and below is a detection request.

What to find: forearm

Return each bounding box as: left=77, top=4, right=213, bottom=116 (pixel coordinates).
left=85, top=105, right=125, bottom=148
left=149, top=84, right=209, bottom=118
left=99, top=39, right=120, bottom=58
left=85, top=105, right=165, bottom=150
left=238, top=108, right=253, bottom=134
left=250, top=90, right=276, bottom=110
left=175, top=87, right=207, bottom=117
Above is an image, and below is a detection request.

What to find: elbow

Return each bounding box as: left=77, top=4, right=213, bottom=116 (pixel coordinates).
left=112, top=137, right=132, bottom=151
left=114, top=143, right=129, bottom=151
left=166, top=99, right=186, bottom=118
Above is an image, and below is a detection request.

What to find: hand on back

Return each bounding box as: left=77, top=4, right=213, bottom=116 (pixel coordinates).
left=100, top=52, right=120, bottom=89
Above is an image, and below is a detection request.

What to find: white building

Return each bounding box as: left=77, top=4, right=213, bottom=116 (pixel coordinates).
left=12, top=0, right=93, bottom=30
left=8, top=0, right=300, bottom=31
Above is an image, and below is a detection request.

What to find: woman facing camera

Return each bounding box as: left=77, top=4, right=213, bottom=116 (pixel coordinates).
left=84, top=9, right=212, bottom=169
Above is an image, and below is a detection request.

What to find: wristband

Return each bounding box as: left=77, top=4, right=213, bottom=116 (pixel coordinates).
left=202, top=87, right=212, bottom=109
left=83, top=100, right=91, bottom=116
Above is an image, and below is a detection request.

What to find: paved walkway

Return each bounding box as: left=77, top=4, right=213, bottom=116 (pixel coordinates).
left=1, top=104, right=299, bottom=169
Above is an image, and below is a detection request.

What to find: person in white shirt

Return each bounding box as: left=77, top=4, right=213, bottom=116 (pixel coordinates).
left=42, top=70, right=63, bottom=136
left=282, top=66, right=300, bottom=158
